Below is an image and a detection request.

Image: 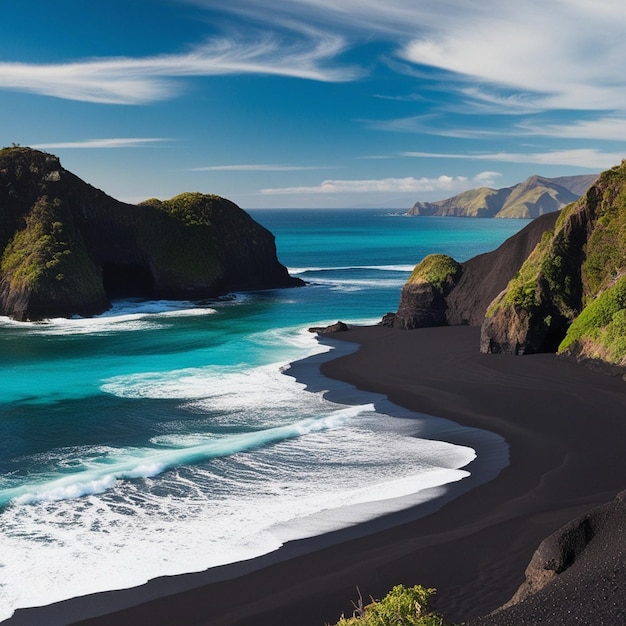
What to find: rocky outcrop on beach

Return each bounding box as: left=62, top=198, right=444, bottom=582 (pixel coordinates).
left=482, top=161, right=626, bottom=373
left=469, top=490, right=626, bottom=626
left=407, top=174, right=597, bottom=218
left=0, top=147, right=302, bottom=321
left=390, top=254, right=462, bottom=329
left=384, top=213, right=558, bottom=329
left=308, top=320, right=350, bottom=334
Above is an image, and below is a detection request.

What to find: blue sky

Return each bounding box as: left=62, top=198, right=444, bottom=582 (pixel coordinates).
left=1, top=0, right=625, bottom=208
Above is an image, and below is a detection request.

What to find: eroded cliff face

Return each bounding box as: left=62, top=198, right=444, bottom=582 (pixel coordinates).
left=0, top=147, right=301, bottom=321
left=481, top=161, right=626, bottom=373
left=386, top=213, right=558, bottom=330
left=388, top=161, right=626, bottom=376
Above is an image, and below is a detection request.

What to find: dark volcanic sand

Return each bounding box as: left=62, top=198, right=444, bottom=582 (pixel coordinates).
left=7, top=326, right=626, bottom=626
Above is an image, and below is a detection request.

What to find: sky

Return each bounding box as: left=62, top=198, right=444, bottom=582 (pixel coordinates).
left=1, top=0, right=626, bottom=209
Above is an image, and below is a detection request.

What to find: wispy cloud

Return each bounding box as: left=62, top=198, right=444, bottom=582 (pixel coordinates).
left=399, top=1, right=626, bottom=113
left=196, top=0, right=626, bottom=110
left=0, top=33, right=357, bottom=104
left=189, top=164, right=332, bottom=171
left=517, top=117, right=626, bottom=141
left=200, top=1, right=626, bottom=118
left=31, top=138, right=170, bottom=149
left=402, top=149, right=621, bottom=169
left=367, top=113, right=511, bottom=138
left=260, top=171, right=499, bottom=195
left=6, top=1, right=626, bottom=124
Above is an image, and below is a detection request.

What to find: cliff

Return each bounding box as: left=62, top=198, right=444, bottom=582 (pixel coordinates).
left=407, top=174, right=597, bottom=218
left=385, top=212, right=558, bottom=329
left=387, top=162, right=626, bottom=376
left=482, top=161, right=626, bottom=373
left=0, top=147, right=301, bottom=321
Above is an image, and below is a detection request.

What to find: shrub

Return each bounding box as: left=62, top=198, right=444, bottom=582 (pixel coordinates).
left=331, top=585, right=447, bottom=626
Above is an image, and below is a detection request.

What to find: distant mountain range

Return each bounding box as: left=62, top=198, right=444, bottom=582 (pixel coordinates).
left=407, top=174, right=599, bottom=218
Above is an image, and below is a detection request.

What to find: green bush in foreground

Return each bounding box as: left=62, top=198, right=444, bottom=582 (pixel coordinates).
left=331, top=585, right=447, bottom=626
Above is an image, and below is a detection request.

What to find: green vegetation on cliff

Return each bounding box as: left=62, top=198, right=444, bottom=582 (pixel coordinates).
left=482, top=160, right=626, bottom=368
left=137, top=207, right=223, bottom=286
left=580, top=169, right=626, bottom=300
left=559, top=275, right=626, bottom=365
left=1, top=196, right=102, bottom=301
left=408, top=254, right=462, bottom=293
left=0, top=147, right=299, bottom=320
left=141, top=192, right=223, bottom=227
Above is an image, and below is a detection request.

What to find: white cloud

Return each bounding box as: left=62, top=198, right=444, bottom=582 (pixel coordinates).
left=399, top=1, right=626, bottom=112
left=260, top=175, right=474, bottom=195
left=517, top=117, right=626, bottom=141
left=473, top=171, right=502, bottom=186
left=6, top=0, right=626, bottom=123
left=0, top=34, right=356, bottom=104
left=31, top=138, right=170, bottom=149
left=402, top=149, right=622, bottom=169
left=368, top=113, right=510, bottom=138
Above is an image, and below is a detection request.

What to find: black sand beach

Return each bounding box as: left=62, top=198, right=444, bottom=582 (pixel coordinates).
left=7, top=325, right=626, bottom=626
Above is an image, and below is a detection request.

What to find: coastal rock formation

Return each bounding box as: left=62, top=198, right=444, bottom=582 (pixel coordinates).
left=308, top=320, right=350, bottom=334
left=481, top=161, right=626, bottom=373
left=407, top=174, right=597, bottom=218
left=470, top=490, right=626, bottom=626
left=390, top=161, right=626, bottom=375
left=0, top=147, right=302, bottom=321
left=391, top=254, right=462, bottom=329
left=385, top=213, right=557, bottom=329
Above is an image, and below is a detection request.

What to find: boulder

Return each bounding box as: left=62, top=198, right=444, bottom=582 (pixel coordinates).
left=308, top=321, right=350, bottom=334
left=471, top=491, right=626, bottom=626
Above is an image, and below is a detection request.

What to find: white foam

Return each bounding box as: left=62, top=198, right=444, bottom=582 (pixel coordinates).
left=289, top=264, right=414, bottom=274
left=309, top=276, right=407, bottom=291
left=0, top=404, right=371, bottom=507
left=0, top=300, right=217, bottom=336
left=0, top=408, right=476, bottom=622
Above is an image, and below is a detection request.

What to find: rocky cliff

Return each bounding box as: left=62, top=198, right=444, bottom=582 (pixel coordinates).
left=0, top=147, right=301, bottom=321
left=385, top=212, right=558, bottom=329
left=482, top=162, right=626, bottom=373
left=407, top=174, right=597, bottom=218
left=388, top=162, right=626, bottom=376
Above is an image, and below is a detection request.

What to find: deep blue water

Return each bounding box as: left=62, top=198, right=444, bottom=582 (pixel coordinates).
left=0, top=210, right=527, bottom=619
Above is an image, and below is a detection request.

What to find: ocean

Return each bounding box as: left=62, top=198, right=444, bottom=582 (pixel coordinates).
left=0, top=209, right=528, bottom=621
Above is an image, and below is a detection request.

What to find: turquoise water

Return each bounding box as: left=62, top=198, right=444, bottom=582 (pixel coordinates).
left=0, top=210, right=527, bottom=620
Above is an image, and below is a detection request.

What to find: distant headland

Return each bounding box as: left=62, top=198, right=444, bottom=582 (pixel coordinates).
left=406, top=173, right=598, bottom=218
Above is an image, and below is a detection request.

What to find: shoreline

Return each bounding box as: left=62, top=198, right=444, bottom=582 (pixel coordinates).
left=7, top=325, right=626, bottom=625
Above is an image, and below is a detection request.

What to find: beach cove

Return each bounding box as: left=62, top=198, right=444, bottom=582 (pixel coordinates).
left=3, top=211, right=625, bottom=625
left=0, top=212, right=527, bottom=623
left=8, top=323, right=626, bottom=625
